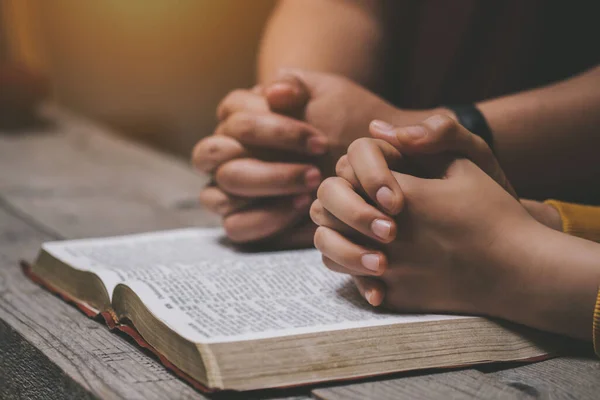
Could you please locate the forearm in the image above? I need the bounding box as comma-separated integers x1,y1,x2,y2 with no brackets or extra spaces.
258,0,386,90
477,65,600,199
504,222,600,341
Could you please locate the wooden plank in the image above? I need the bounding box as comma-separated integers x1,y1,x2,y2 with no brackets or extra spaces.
311,369,535,400
0,201,209,399
489,357,600,400
0,318,96,400
0,105,218,399
0,104,219,239
2,104,597,399
0,105,311,399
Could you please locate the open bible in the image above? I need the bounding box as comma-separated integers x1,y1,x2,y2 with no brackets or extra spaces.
26,228,553,391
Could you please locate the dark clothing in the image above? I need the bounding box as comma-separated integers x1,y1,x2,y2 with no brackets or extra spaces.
383,0,600,108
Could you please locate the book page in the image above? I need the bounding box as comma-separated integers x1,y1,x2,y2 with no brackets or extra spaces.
43,228,466,344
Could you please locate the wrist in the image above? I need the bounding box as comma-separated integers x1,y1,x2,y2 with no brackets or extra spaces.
497,222,600,340
443,104,494,150
483,218,549,320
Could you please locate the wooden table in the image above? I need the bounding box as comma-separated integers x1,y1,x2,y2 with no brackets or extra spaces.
1,106,599,400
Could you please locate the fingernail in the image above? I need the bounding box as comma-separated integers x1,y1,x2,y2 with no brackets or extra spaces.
371,219,392,240
361,254,380,272
307,137,328,155
370,119,395,134
401,125,427,140
268,81,297,95
365,290,374,305
376,186,395,213
293,194,312,209
304,168,322,189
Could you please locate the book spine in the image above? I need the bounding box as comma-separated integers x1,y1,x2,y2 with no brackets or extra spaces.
21,261,215,393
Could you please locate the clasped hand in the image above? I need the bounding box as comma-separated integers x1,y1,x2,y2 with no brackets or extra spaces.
192,70,431,247
311,115,537,316
193,69,567,321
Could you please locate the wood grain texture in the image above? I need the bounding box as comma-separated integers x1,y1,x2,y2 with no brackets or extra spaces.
0,106,312,400
1,104,599,400
0,105,220,239
0,319,96,400
0,105,216,399
312,369,535,400
490,357,600,400
0,183,210,400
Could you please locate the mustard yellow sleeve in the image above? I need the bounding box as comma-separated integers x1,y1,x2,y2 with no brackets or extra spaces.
544,200,600,355
595,288,600,357
544,200,600,243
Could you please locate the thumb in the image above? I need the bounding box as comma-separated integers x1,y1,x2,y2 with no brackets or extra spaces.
264,69,311,113
391,170,431,202
371,115,516,198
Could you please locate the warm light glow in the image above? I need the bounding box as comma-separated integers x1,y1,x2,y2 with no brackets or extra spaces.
3,0,276,155
104,0,194,17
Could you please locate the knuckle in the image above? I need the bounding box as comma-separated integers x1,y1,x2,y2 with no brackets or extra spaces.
423,114,459,139
198,184,216,198
216,103,227,120
355,207,376,227
335,156,361,188
335,154,354,180
335,155,350,176
227,112,257,141
223,89,245,105
191,140,208,168
251,84,262,94
270,117,305,145
198,189,213,208
289,123,311,146
350,170,387,194
270,119,287,141
217,89,242,117
347,137,372,155
198,187,232,215
191,137,205,157
214,162,238,188
365,173,389,189
273,167,302,187
264,116,309,147
317,177,342,199
191,137,221,170
230,88,246,98
214,196,232,215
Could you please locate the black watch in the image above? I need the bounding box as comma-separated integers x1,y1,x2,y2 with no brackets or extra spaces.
445,104,494,151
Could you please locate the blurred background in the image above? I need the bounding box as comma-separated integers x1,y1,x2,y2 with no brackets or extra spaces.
0,0,275,156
